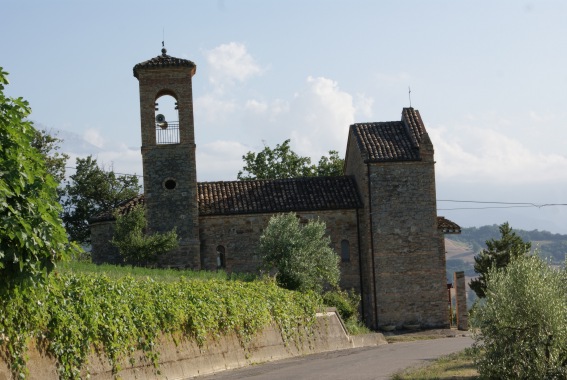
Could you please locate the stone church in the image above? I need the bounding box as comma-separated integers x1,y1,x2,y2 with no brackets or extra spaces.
90,48,461,330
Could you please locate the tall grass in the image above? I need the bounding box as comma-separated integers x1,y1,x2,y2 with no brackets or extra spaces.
57,261,230,282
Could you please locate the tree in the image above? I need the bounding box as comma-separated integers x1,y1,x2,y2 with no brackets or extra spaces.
31,129,69,185
237,139,344,180
469,222,531,298
60,155,141,244
111,204,178,265
259,213,340,293
471,255,567,378
0,68,74,287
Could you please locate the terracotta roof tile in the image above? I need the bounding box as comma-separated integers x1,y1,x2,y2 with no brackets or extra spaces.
91,187,460,234
89,194,145,223
198,176,362,216
351,107,426,162
437,216,462,234
91,177,363,222
133,48,196,78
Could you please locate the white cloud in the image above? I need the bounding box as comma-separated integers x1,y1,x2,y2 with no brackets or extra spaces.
196,140,249,181
195,94,237,123
94,144,143,177
429,124,567,184
204,42,263,91
289,76,372,158
244,98,289,121
245,99,268,113
83,128,105,149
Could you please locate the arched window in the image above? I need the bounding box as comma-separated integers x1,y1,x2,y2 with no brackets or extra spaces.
341,240,350,263
154,94,179,144
216,245,226,269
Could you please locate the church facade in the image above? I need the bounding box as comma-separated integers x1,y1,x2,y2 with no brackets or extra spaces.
90,49,461,330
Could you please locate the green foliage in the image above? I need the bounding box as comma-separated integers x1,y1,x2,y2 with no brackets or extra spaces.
0,68,74,288
0,271,321,379
450,224,567,266
323,289,358,321
111,204,178,265
471,255,567,379
469,222,531,298
60,155,141,244
322,288,369,335
58,260,230,282
260,213,340,293
31,129,69,185
314,150,344,177
237,139,344,180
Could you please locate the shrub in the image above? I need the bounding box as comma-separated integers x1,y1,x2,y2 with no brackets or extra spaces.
323,289,369,335
260,213,340,293
471,255,567,379
323,289,358,321
111,204,178,265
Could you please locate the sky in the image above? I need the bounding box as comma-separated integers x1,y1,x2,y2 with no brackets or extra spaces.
2,1,567,234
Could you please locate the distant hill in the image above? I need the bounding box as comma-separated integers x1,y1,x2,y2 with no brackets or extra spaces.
445,225,567,306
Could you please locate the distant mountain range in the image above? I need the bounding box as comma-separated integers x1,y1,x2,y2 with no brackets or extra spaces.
445,224,567,305
34,123,103,156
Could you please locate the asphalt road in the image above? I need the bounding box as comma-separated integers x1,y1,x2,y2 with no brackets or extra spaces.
191,336,474,380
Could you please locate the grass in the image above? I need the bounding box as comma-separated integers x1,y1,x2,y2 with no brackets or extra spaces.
57,260,232,282
391,349,479,380
344,318,372,335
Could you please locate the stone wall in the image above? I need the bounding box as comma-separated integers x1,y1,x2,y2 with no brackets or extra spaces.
368,159,448,329
344,134,376,327
454,271,468,330
136,66,200,269
90,220,121,265
199,209,361,292
0,309,386,380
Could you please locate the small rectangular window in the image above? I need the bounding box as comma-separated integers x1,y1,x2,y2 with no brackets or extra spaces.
341,240,350,262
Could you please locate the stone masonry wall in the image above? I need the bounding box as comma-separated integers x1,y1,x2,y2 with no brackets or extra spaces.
90,220,121,265
199,209,361,292
136,67,200,268
368,160,448,329
344,134,376,328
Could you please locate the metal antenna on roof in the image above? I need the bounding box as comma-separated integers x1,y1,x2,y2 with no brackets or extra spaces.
408,86,412,108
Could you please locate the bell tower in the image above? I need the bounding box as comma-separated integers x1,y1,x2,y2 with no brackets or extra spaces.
133,47,200,268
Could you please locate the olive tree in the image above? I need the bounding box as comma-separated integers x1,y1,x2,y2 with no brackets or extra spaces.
471,255,567,379
259,213,340,293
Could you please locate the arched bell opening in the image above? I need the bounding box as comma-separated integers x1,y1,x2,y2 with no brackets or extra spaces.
154,93,179,144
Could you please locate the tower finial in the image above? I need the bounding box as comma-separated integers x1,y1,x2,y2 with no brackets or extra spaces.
408,86,412,108
161,28,167,55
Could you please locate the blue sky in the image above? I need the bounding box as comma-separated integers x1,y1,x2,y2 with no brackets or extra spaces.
3,1,567,234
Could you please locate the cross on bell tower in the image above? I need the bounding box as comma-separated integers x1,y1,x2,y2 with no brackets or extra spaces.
133,47,200,268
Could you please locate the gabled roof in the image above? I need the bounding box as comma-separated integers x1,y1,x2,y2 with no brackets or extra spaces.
350,107,426,162
198,176,363,216
437,216,462,234
133,48,196,78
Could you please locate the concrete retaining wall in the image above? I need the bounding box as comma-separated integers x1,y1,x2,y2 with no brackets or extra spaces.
0,309,386,380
